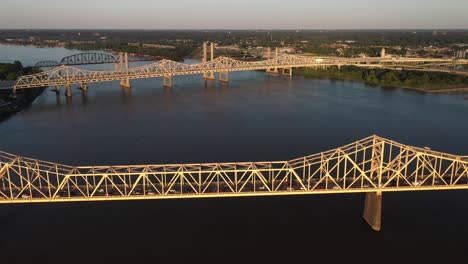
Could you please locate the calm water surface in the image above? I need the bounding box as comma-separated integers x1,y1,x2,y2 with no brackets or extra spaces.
0,45,467,262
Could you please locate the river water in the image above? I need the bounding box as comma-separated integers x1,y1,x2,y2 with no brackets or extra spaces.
0,44,467,262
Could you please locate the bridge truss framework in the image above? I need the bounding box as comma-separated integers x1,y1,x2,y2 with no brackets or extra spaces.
1,135,467,231
15,45,468,96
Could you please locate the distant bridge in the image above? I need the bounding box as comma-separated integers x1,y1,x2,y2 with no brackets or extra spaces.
11,43,468,96
34,52,156,67
0,135,467,231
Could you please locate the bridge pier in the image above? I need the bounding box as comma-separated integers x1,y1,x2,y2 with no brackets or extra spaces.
65,84,72,97
363,192,382,231
266,68,280,74
219,71,229,83
281,68,293,76
163,75,173,88
80,83,88,92
203,71,216,80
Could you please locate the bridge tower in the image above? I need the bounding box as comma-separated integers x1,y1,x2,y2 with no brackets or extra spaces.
203,42,216,80
266,47,280,74
119,52,131,89
363,136,385,231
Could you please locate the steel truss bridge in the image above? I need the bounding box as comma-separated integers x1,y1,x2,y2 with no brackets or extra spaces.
14,49,468,95
0,135,467,231
34,52,155,67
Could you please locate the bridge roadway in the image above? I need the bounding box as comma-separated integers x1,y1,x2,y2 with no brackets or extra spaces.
12,54,468,92
0,135,467,231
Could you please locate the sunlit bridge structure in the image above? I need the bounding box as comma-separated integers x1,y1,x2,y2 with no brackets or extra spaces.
14,42,468,97
1,135,467,231
34,52,154,67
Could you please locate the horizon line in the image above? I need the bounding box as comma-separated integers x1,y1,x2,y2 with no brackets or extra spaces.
1,28,468,31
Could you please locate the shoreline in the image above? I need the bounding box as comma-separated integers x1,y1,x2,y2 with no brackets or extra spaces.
299,75,468,95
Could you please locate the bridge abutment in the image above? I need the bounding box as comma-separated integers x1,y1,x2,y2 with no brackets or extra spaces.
363,191,382,231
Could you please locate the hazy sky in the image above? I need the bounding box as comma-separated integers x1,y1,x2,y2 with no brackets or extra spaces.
1,0,467,29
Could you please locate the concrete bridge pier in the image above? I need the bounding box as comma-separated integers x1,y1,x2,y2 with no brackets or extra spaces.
203,71,216,80
163,75,172,88
281,68,293,76
363,191,382,231
219,71,229,83
64,83,72,97
80,83,88,92
266,68,280,74
54,85,60,93
120,78,131,89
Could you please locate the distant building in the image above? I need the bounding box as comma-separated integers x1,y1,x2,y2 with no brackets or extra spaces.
279,47,295,54
142,44,176,49
128,42,141,47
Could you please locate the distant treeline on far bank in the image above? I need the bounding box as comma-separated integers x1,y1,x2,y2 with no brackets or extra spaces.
295,66,468,92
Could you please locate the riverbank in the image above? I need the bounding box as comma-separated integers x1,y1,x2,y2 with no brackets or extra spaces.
294,66,468,93
0,87,45,121
0,61,44,121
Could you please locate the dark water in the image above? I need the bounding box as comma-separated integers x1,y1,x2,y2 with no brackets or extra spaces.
1,45,468,262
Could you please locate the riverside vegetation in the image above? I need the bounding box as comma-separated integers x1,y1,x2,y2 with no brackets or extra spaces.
0,61,43,121
295,66,468,92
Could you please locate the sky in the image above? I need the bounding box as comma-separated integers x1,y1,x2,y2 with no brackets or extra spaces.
1,0,467,29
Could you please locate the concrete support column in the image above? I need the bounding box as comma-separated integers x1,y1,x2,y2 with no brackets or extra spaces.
119,52,131,89
203,71,216,80
163,75,173,88
282,68,293,76
219,71,229,83
81,83,88,92
65,83,72,97
363,192,382,231
120,78,131,88
55,85,60,93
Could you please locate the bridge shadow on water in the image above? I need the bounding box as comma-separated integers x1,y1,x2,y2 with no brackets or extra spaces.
0,191,468,263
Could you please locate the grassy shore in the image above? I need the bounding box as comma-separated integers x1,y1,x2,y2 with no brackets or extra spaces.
294,66,468,92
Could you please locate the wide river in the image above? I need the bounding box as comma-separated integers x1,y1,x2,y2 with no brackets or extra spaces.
0,44,467,261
